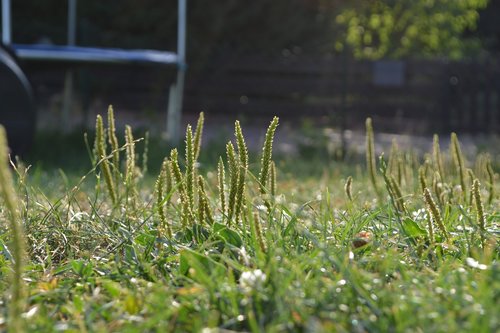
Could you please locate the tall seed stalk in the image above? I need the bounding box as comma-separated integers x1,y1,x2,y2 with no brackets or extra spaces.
396,156,404,187
345,176,353,202
259,117,279,195
156,158,173,238
125,125,136,188
217,158,226,216
269,161,277,197
226,142,238,225
486,158,495,205
107,106,121,183
389,175,406,213
424,188,448,241
365,118,380,198
142,131,149,175
198,175,214,225
381,157,406,214
387,138,398,178
170,149,191,227
193,112,204,160
418,166,427,194
472,179,486,248
0,126,26,332
432,134,444,180
95,115,117,204
432,171,446,208
234,121,248,222
450,133,467,202
467,169,475,205
185,125,195,209
253,212,266,253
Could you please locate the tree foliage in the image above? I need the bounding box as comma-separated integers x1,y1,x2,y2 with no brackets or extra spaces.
332,0,489,59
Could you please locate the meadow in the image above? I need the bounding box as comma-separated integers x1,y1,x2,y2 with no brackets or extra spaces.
0,109,498,332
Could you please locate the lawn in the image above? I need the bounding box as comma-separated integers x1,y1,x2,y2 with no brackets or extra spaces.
0,110,498,332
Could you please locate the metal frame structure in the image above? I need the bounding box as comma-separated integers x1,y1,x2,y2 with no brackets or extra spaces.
1,0,186,142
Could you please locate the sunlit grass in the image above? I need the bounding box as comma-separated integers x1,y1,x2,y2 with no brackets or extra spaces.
0,111,498,332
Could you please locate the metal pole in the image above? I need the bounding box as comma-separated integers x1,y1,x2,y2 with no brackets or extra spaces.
67,0,77,46
2,0,11,44
167,0,187,144
62,0,77,132
177,0,186,65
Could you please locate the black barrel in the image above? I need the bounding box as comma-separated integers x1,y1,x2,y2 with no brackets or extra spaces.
0,45,36,156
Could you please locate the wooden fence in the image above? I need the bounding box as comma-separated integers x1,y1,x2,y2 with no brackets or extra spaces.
184,55,500,134
23,54,500,134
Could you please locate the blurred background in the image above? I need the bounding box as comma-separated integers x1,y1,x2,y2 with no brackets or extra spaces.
2,0,500,160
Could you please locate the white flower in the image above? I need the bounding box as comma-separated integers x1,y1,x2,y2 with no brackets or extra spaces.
412,208,427,221
238,247,250,266
465,258,488,270
256,205,268,212
239,269,267,294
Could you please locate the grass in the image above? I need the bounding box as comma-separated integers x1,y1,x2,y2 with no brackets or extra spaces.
0,110,499,332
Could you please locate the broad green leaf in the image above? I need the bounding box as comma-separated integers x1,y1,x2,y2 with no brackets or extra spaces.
402,218,427,238
213,222,242,248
